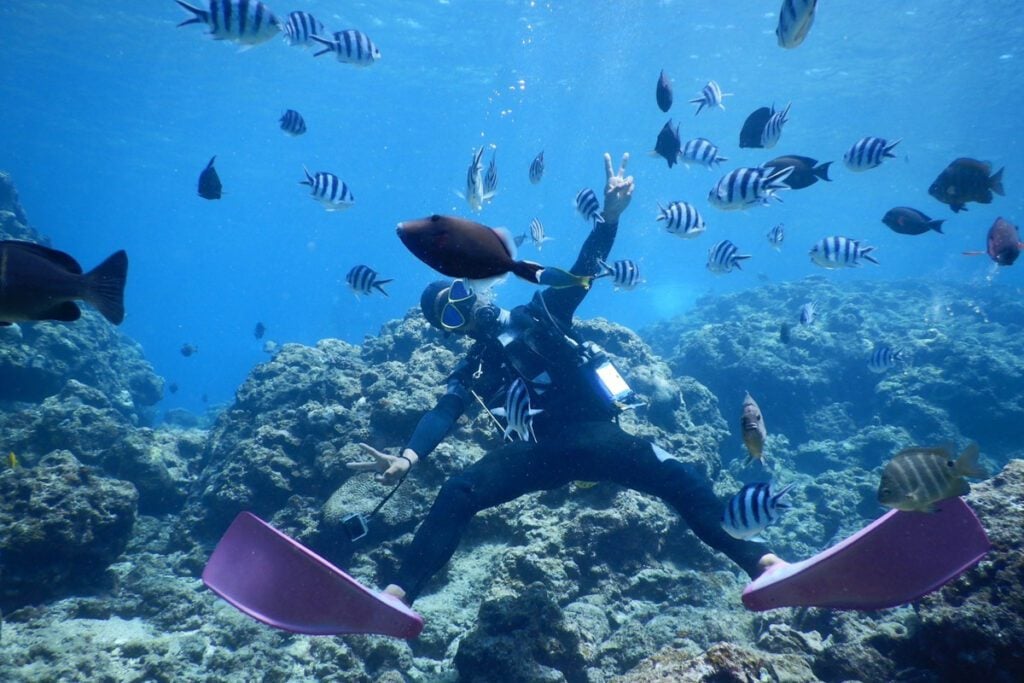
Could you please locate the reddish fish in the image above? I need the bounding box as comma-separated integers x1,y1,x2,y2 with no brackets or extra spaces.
397,214,590,288
964,217,1023,266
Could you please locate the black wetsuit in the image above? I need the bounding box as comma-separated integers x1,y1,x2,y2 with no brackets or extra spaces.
394,218,764,602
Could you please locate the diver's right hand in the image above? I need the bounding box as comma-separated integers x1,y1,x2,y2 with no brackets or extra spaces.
347,443,417,485
602,152,634,223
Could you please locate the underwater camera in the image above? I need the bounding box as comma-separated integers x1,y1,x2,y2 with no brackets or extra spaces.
579,342,637,412
341,512,369,542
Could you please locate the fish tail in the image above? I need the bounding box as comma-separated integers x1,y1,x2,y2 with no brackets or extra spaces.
814,161,833,182
860,246,880,265
373,279,394,297
594,259,615,279
956,442,988,478
512,260,544,284
310,35,334,56
928,219,946,234
82,250,128,325
961,250,985,257
175,0,208,27
883,138,902,158
990,167,1005,196
299,166,313,186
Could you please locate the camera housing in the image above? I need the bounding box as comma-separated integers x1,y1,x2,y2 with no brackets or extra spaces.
341,513,369,542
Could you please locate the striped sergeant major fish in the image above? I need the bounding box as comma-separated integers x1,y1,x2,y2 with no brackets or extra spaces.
867,344,902,373
776,0,818,49
282,10,325,47
492,378,542,442
529,151,545,185
279,109,306,136
346,265,392,298
809,236,878,269
575,188,604,224
300,167,354,211
527,218,552,250
680,138,728,169
722,482,795,542
799,301,815,325
843,137,902,172
175,0,280,46
690,80,731,116
311,29,381,66
767,223,784,249
707,240,751,274
597,259,642,291
458,147,492,213
484,151,498,199
657,201,706,238
760,102,791,149
708,166,794,211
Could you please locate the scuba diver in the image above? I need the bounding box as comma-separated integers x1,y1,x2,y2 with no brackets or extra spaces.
349,152,781,604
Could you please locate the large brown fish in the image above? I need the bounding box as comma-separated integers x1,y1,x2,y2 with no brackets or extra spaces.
740,391,767,462
928,158,1004,213
397,215,590,288
878,443,986,512
0,241,127,325
964,216,1024,266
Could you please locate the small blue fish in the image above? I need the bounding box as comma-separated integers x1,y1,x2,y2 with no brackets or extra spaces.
658,201,706,238
575,188,604,224
597,259,642,291
492,378,542,442
175,0,280,46
311,29,381,66
767,223,785,249
301,168,354,211
868,344,903,373
843,137,901,172
810,236,878,269
529,151,544,185
346,265,392,298
707,240,750,274
690,80,731,116
722,482,795,542
279,109,306,136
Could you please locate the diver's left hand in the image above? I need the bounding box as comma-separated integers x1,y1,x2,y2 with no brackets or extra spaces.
602,152,634,223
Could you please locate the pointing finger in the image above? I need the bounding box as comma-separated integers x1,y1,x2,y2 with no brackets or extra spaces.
603,152,614,180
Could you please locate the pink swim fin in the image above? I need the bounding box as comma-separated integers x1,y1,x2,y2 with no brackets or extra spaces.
743,496,990,611
202,512,424,638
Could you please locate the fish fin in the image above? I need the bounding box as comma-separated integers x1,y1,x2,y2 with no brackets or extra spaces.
929,220,946,234
748,535,768,544
956,442,987,478
34,301,81,322
206,156,217,170
175,0,208,27
883,138,902,158
593,212,605,224
528,408,544,417
373,279,393,297
595,259,615,279
300,166,313,186
814,161,833,182
990,167,1005,197
491,408,507,418
82,250,128,325
6,242,83,274
236,44,256,54
310,35,336,56
860,247,880,265
493,227,517,260
511,260,544,284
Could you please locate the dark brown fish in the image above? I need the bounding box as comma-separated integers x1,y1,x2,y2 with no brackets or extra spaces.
882,207,945,236
739,107,772,148
761,155,832,190
180,343,199,357
965,217,1023,266
198,155,222,200
0,241,127,325
654,119,681,168
254,321,266,339
656,69,673,112
396,215,589,288
928,157,1004,213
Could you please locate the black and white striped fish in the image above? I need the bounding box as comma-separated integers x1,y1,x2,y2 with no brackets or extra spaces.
708,166,793,211
492,378,542,442
526,218,552,250
346,265,392,297
575,188,604,224
282,10,325,47
776,0,818,49
809,236,878,269
658,201,706,238
529,151,545,184
760,102,791,149
799,301,815,325
458,147,492,212
300,167,354,211
707,240,751,274
868,344,902,373
680,138,728,169
690,80,731,116
279,109,306,136
311,29,381,66
767,223,785,249
484,150,498,199
843,137,901,172
597,259,642,291
722,482,795,542
175,0,280,46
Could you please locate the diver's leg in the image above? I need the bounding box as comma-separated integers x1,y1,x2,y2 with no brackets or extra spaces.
391,438,576,602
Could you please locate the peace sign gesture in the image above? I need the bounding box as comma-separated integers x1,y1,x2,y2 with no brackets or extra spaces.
602,152,634,223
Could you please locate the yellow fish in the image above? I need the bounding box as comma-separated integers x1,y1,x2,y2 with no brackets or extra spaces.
740,391,767,463
7,451,18,468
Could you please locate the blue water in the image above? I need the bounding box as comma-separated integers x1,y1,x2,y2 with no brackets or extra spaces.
1,1,1021,416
